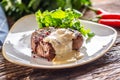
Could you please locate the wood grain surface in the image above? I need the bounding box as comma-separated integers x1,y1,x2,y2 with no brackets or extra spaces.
0,0,120,80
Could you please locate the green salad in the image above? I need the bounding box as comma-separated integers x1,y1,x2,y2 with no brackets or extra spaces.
35,8,94,38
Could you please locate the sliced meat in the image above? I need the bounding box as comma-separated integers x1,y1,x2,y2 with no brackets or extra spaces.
31,28,56,61
72,33,83,50
31,28,83,61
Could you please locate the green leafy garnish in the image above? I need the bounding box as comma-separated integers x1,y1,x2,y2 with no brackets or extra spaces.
35,8,94,38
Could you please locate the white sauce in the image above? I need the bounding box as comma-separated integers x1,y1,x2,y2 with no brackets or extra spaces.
43,28,83,64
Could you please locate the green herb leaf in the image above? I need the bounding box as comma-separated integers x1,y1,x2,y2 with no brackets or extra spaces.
35,8,95,38
51,8,66,19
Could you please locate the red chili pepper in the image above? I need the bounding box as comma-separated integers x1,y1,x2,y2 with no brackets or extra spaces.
88,7,107,14
98,19,120,27
95,8,107,15
98,13,120,19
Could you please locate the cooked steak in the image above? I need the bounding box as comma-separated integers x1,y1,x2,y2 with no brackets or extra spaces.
31,28,83,61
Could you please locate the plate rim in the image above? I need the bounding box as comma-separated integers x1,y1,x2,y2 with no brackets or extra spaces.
2,14,117,69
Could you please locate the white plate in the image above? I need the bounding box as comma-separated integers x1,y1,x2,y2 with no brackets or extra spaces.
2,14,117,69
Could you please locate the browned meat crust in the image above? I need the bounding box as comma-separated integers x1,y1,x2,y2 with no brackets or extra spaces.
31,28,83,61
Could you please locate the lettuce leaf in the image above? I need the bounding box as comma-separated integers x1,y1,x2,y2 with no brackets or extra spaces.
35,8,94,38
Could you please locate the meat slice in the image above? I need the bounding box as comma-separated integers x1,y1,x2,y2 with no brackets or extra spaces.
31,28,83,61
31,28,56,61
72,33,83,50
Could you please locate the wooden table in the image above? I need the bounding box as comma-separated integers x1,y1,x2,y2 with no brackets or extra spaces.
0,0,120,80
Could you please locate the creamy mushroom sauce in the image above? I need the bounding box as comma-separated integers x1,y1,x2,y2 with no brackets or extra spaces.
43,28,83,64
